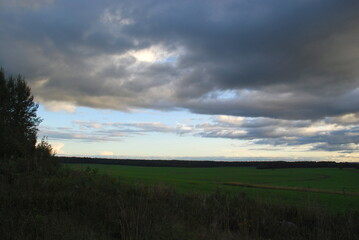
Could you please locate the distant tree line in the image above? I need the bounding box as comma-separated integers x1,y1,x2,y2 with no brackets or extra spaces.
59,156,359,169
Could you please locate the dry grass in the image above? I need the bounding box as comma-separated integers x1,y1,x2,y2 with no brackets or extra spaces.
1,160,359,240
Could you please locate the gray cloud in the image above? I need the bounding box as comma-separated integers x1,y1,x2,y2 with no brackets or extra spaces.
39,126,124,142
40,114,359,153
1,0,359,120
312,143,359,153
191,115,359,153
40,120,191,142
0,0,53,9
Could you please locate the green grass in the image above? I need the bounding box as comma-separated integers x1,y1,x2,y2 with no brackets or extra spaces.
69,164,359,212
2,158,359,240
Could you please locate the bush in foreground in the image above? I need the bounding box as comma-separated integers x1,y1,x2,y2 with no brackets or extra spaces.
0,165,358,240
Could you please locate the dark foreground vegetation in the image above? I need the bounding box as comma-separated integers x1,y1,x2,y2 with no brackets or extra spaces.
1,159,359,240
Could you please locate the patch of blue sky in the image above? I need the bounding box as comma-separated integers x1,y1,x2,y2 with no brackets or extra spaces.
59,132,234,158
201,89,238,100
38,103,204,127
37,103,212,153
37,105,75,127
216,89,237,100
155,56,178,64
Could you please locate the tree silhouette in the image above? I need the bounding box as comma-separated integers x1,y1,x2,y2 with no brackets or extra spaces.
0,68,42,158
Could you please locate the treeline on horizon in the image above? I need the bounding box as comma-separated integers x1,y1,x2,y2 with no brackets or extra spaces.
58,156,359,169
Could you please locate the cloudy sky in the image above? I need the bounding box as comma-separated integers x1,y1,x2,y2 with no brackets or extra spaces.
1,0,359,161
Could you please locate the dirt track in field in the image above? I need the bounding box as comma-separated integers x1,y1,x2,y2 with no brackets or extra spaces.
223,182,359,196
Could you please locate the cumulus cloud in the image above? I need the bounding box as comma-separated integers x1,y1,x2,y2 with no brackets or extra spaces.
190,115,359,153
1,0,359,120
2,0,359,153
39,114,359,153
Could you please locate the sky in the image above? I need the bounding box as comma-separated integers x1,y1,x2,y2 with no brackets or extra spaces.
1,0,359,162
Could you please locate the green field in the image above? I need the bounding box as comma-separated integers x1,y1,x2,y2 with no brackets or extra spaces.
69,164,359,212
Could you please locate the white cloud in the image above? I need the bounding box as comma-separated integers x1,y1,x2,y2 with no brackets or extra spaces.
50,142,65,154
129,45,179,63
216,115,244,126
100,151,114,156
326,113,359,125
41,100,77,113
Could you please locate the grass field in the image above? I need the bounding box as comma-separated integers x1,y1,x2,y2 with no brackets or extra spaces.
69,164,359,212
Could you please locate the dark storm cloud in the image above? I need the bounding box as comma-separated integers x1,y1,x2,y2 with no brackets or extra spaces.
1,0,359,152
183,90,359,120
